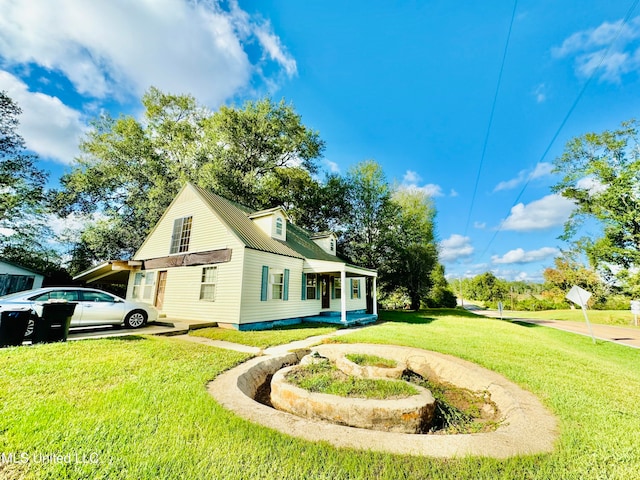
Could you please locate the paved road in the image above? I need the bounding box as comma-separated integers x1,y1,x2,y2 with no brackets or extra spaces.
473,308,640,349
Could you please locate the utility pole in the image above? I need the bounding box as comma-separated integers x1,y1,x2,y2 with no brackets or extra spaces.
510,286,514,311
459,278,464,308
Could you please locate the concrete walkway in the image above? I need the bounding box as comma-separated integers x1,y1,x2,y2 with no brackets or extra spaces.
474,309,640,349
173,326,362,356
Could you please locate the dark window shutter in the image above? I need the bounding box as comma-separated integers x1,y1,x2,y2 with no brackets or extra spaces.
302,273,307,300
261,266,269,301
283,269,290,301
350,279,354,299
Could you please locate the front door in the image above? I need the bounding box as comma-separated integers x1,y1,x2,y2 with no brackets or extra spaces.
321,275,330,309
155,271,167,310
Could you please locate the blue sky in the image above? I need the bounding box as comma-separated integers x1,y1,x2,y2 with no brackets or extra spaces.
1,0,639,282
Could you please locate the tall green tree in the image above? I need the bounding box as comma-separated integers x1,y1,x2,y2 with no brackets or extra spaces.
426,263,458,308
383,187,438,310
53,88,325,272
341,160,397,269
552,120,640,292
542,253,609,307
0,91,57,270
200,98,324,209
469,272,508,303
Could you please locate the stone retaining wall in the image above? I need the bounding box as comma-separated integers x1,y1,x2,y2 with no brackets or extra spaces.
270,365,435,433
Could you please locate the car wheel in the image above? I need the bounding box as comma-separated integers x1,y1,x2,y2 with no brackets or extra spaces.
24,315,36,338
124,310,147,329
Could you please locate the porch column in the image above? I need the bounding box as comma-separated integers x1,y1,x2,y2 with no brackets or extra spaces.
372,276,377,315
341,270,347,323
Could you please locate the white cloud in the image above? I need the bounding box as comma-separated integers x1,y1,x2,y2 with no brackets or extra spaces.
552,17,640,83
576,176,607,195
403,170,421,184
491,247,559,265
449,189,458,197
489,268,544,283
0,70,85,163
439,234,474,262
0,0,296,106
531,162,554,178
500,194,575,231
533,83,546,103
47,212,105,237
253,22,297,77
322,159,340,173
473,221,486,229
400,170,444,197
493,162,554,192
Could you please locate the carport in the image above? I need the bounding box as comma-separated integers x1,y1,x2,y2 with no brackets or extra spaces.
73,260,142,285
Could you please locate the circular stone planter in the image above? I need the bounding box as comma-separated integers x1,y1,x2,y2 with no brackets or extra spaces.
207,344,559,458
270,364,435,433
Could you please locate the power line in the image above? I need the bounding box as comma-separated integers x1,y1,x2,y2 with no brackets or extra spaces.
463,0,519,236
476,0,640,262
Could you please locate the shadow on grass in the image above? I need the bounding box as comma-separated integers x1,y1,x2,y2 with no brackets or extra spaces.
103,335,148,342
510,320,543,329
378,308,479,325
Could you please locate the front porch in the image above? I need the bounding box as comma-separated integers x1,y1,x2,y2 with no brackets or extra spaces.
303,310,378,326
304,260,378,323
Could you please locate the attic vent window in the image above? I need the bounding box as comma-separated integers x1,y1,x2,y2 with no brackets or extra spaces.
330,239,334,252
275,217,283,236
170,216,192,254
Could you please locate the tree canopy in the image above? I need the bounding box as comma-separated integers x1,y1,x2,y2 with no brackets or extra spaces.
383,187,438,309
552,120,640,292
0,91,58,272
53,88,325,270
542,253,610,307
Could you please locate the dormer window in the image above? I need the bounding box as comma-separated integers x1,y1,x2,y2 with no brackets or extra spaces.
310,232,337,255
249,207,288,240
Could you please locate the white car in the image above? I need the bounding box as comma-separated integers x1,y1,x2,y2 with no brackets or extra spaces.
0,287,158,336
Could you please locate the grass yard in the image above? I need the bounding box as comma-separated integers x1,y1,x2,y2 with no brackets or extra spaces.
189,322,337,348
506,308,638,327
1,309,639,479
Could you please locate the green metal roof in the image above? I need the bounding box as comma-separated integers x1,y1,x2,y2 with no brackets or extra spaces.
191,184,348,263
283,222,347,262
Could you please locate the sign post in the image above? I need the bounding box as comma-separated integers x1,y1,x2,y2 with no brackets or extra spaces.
631,300,640,327
497,301,503,320
566,285,596,344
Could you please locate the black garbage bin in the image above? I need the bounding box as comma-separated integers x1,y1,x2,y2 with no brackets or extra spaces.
0,307,32,347
32,302,77,344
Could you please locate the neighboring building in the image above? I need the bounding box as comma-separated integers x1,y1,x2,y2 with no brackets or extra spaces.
0,260,44,296
75,183,377,330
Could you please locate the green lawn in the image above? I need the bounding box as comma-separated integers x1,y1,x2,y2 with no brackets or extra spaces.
1,309,639,479
506,308,638,327
189,322,337,348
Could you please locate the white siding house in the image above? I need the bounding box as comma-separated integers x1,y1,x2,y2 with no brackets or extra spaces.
76,183,377,330
0,260,44,296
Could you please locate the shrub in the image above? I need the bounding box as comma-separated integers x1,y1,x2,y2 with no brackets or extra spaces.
425,287,458,308
513,297,565,311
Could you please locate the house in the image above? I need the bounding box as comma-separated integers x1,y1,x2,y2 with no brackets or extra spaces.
75,183,378,330
0,260,44,296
